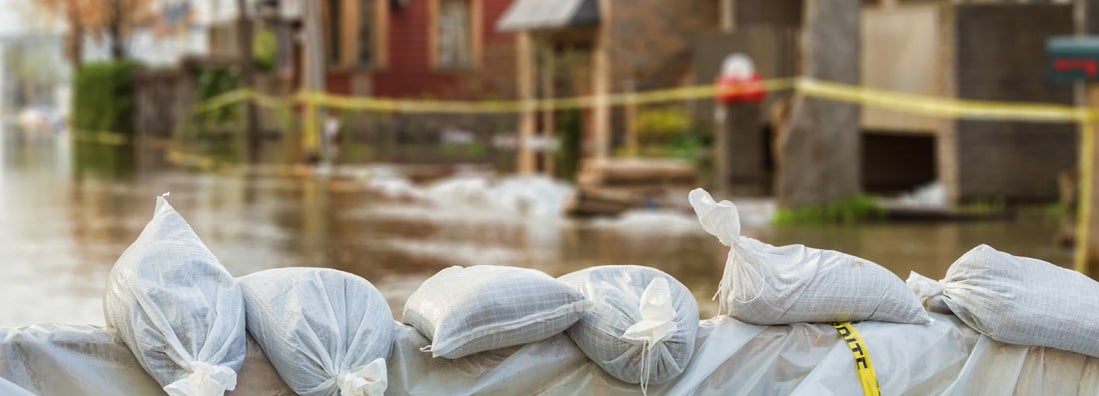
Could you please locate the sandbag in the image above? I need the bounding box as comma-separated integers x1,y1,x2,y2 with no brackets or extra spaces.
402,265,590,359
0,378,33,396
238,267,395,396
689,188,929,325
103,195,246,396
558,265,699,390
908,244,1099,358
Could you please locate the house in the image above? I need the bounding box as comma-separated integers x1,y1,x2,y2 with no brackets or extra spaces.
710,0,1076,204
500,0,1081,203
319,0,518,99
497,0,721,175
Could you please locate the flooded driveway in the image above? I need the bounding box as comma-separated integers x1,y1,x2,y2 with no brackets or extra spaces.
0,131,1074,327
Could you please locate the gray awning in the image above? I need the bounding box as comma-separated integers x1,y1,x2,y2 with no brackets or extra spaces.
496,0,601,32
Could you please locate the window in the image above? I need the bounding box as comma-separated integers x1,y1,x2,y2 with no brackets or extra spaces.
434,0,477,69
327,0,342,65
325,0,387,69
358,0,375,65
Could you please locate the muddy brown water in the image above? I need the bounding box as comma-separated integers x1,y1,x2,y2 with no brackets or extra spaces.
0,132,1073,326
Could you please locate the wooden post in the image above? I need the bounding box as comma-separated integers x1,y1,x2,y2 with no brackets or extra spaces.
517,32,536,175
237,0,261,163
624,80,638,156
301,0,326,161
539,38,556,175
720,0,734,32
714,102,765,195
1075,86,1099,281
592,0,613,162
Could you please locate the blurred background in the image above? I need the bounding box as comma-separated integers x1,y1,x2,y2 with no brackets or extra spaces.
0,0,1088,326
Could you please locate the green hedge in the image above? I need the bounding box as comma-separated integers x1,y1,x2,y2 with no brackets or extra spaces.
192,66,241,131
72,61,141,136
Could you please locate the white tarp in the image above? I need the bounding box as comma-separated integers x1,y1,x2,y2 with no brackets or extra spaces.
3,313,1098,395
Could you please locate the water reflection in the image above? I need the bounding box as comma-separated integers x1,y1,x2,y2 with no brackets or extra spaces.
0,130,1074,327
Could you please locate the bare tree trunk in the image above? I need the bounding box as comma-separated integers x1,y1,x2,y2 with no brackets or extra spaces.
65,0,83,66
237,0,260,162
776,0,862,208
107,0,126,60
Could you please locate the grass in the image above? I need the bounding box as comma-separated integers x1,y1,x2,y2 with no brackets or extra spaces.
773,195,887,226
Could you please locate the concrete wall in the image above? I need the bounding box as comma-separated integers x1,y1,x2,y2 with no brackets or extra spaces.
861,5,944,133
947,4,1076,202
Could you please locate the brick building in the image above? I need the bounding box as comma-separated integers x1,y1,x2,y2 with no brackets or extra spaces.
320,0,519,99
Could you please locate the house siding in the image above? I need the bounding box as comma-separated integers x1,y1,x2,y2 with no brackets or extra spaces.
368,0,517,99
951,4,1076,202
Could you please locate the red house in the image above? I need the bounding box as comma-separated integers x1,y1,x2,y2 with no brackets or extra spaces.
319,0,518,99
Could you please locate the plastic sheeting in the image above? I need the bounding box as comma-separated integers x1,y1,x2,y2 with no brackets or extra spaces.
4,313,1099,395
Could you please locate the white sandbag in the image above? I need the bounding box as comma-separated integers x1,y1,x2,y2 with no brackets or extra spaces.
688,188,929,325
0,377,33,396
238,267,394,396
103,195,246,396
558,265,699,390
908,244,1099,358
403,265,590,359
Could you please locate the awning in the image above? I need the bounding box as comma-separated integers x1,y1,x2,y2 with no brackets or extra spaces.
496,0,601,32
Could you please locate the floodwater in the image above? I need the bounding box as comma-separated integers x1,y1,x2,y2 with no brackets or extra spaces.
0,130,1074,327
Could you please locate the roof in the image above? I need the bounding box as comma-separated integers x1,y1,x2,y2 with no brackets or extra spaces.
496,0,600,32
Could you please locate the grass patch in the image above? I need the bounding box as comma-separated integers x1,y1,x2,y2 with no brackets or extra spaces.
773,195,887,226
958,198,1006,215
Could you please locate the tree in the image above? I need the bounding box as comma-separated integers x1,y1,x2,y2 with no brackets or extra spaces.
34,0,155,63
775,0,862,208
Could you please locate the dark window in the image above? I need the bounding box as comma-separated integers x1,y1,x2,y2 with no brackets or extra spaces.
328,0,342,64
359,0,375,65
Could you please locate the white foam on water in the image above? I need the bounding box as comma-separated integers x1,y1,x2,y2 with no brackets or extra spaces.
590,209,705,236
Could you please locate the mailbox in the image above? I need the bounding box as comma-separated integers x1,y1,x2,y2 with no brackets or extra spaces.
715,54,766,104
1047,37,1099,83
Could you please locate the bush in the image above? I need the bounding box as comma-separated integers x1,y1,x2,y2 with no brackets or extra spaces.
636,106,692,146
556,109,582,181
772,195,887,225
194,66,241,128
72,61,141,136
253,28,277,72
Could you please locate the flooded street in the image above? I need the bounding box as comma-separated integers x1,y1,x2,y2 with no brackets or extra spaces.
0,131,1074,327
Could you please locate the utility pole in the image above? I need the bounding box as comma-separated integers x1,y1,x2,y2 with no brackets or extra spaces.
237,0,261,163
301,0,326,163
1048,37,1099,281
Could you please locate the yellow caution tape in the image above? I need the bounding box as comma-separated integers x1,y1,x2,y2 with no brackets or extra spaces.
194,79,797,114
831,322,881,396
91,77,1099,176
797,79,1096,123
71,130,133,145
192,77,1096,123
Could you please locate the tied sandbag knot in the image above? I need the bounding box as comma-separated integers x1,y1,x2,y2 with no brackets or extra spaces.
622,278,677,395
334,358,388,396
906,272,951,314
163,361,237,396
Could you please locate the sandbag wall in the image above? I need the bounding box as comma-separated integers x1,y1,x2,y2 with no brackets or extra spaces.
2,190,1099,395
